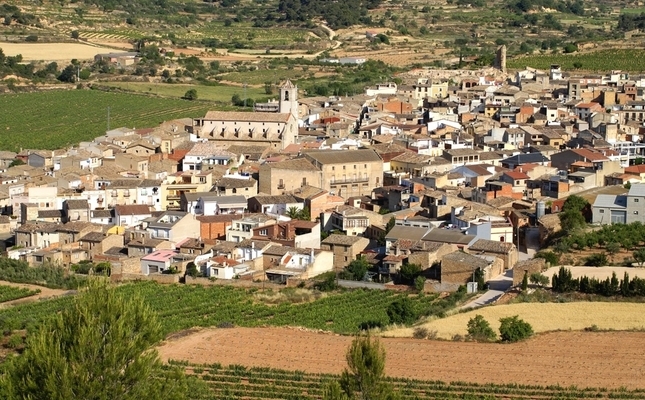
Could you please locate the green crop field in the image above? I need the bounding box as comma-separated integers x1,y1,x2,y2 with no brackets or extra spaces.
191,23,312,47
0,90,214,151
97,82,266,103
220,69,312,85
0,282,456,336
0,285,39,303
179,363,645,400
507,49,645,72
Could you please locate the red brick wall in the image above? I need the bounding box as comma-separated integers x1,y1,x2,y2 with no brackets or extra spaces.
200,221,233,241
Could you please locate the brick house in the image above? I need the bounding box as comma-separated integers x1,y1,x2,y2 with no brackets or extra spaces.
197,214,243,243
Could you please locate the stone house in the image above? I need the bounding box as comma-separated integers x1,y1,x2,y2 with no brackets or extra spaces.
63,199,90,222
512,258,546,286
466,239,518,270
440,251,504,290
79,232,125,260
15,222,59,248
320,234,370,270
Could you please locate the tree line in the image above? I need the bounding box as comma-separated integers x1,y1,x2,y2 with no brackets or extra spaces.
278,0,382,29
552,266,645,297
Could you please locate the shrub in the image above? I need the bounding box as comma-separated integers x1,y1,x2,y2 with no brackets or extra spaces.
414,276,426,292
535,251,559,265
585,253,608,267
412,327,429,339
529,273,549,287
399,263,422,284
183,89,198,100
313,271,338,292
499,315,533,342
386,297,417,325
5,333,22,349
466,315,496,342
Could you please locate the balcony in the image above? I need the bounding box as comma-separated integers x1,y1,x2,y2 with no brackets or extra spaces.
330,176,369,185
111,190,118,197
123,191,130,197
167,194,180,201
277,184,285,189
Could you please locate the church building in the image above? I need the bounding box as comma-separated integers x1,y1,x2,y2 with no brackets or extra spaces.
192,81,299,150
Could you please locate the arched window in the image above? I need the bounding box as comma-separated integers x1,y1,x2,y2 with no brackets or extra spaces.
284,90,289,101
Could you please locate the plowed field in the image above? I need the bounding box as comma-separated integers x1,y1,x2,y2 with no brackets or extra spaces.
158,327,645,389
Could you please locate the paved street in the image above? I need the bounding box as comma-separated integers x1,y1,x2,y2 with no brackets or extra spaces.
460,269,513,309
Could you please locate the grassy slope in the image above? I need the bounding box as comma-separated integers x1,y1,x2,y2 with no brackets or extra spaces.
97,82,266,102
385,302,645,339
0,90,214,151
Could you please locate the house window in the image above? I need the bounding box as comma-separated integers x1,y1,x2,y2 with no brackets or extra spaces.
259,229,268,236
515,181,520,185
599,209,605,213
635,211,639,215
635,198,640,202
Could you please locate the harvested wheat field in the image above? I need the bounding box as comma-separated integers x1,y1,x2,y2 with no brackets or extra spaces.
386,302,645,340
0,42,115,61
159,326,645,389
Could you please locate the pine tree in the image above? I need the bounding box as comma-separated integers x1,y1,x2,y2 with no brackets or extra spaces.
324,334,399,400
1,280,186,400
521,270,528,291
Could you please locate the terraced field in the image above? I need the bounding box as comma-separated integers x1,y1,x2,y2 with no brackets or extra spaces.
0,90,213,150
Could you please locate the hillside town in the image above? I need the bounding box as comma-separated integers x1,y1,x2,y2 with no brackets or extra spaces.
3,63,644,291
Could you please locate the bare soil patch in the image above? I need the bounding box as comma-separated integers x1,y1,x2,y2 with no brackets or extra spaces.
0,42,116,61
158,326,645,389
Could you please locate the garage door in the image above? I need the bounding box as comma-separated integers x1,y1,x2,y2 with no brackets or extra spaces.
611,210,626,224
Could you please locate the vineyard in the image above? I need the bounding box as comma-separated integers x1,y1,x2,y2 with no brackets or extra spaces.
0,282,451,336
0,90,213,151
507,49,645,72
179,363,645,400
0,285,39,303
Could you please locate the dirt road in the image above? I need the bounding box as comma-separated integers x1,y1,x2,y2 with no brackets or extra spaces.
158,327,645,389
